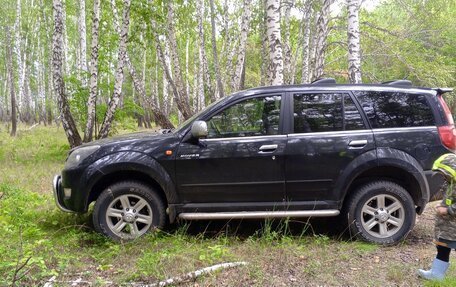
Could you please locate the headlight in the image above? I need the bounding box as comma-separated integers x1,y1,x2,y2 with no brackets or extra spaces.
65,145,100,169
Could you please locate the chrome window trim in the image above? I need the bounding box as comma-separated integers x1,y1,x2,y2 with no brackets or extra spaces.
372,126,437,133
202,135,288,142
288,129,372,137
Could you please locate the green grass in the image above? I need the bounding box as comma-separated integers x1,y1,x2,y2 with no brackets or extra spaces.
0,124,452,286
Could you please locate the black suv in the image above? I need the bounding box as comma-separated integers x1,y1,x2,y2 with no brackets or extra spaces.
53,79,455,244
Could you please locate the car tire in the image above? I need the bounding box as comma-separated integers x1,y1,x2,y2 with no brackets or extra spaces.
346,180,416,244
93,181,167,241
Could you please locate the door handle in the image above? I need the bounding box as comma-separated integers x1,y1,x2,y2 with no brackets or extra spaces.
348,140,368,149
259,144,278,153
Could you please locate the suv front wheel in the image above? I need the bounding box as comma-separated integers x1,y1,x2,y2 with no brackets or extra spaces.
346,180,416,244
93,181,167,241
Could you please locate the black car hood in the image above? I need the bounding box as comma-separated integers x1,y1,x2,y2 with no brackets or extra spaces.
87,131,164,146
75,130,178,157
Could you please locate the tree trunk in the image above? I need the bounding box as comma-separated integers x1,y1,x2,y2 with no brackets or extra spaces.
52,0,82,147
166,1,192,119
83,0,101,142
78,0,88,86
14,0,24,111
126,55,174,129
301,1,312,84
196,0,206,111
209,0,225,99
6,27,17,137
231,0,252,91
162,41,171,117
260,0,268,86
347,0,362,83
313,0,333,80
266,0,284,85
98,0,132,139
282,0,295,84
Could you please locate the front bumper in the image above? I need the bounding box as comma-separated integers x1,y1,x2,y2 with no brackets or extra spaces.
53,175,75,213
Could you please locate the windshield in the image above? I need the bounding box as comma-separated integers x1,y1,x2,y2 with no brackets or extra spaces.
175,96,228,133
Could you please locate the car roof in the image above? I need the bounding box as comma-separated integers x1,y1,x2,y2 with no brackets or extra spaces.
238,83,437,98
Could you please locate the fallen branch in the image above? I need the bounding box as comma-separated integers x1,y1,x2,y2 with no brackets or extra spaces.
28,123,39,130
143,262,248,287
43,262,248,286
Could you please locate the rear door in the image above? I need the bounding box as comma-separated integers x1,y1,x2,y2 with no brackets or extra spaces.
176,94,287,204
285,92,375,209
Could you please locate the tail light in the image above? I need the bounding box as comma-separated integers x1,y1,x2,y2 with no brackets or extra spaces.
437,94,456,151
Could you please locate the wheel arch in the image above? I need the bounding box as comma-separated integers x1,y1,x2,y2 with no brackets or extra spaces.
82,152,179,220
337,148,430,214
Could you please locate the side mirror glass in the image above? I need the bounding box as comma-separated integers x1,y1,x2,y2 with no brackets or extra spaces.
191,121,208,138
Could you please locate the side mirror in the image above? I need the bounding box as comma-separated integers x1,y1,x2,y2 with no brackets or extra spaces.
191,120,208,138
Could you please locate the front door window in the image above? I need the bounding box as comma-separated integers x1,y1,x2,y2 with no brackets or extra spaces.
207,96,282,138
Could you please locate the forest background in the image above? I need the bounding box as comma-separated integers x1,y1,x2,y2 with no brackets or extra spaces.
1,1,456,285
0,0,455,146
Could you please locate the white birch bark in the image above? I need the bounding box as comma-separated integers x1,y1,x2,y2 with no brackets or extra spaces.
163,41,171,117
231,0,252,91
301,2,312,84
14,0,24,110
98,0,132,139
347,0,362,84
83,0,101,142
266,0,284,85
78,0,88,86
209,0,225,99
166,1,192,119
282,0,295,84
196,0,206,111
53,0,82,147
6,26,17,136
260,0,268,86
61,0,70,75
313,0,333,80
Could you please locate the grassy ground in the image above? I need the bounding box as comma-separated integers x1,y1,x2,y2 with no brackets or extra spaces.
0,125,455,286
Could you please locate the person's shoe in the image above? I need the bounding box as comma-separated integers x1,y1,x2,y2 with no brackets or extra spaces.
418,258,450,280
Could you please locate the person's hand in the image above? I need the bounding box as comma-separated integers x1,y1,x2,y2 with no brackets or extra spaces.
436,205,449,215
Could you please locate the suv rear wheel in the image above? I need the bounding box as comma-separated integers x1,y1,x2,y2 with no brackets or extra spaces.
346,180,416,244
93,181,167,241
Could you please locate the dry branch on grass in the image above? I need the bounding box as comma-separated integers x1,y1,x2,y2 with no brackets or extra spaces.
43,262,248,287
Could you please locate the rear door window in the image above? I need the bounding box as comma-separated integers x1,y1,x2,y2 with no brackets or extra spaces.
355,91,434,128
293,93,365,133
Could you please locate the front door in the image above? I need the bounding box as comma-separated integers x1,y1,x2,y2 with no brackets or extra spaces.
285,92,375,209
176,94,287,205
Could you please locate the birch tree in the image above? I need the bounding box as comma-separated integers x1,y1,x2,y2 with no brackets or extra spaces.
83,0,101,142
78,0,88,86
347,0,362,83
301,1,313,83
14,0,24,110
231,0,252,91
282,0,295,84
209,0,224,99
196,0,206,110
98,0,132,139
313,0,333,80
6,26,17,136
52,0,82,147
166,1,192,120
266,0,284,85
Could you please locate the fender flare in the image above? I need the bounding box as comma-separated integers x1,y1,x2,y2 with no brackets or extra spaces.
335,148,429,210
82,151,178,210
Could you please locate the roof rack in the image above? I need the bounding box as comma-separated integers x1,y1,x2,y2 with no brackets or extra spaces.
311,78,336,85
381,80,412,86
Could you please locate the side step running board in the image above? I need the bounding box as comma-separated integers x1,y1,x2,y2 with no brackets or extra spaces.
178,210,340,220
